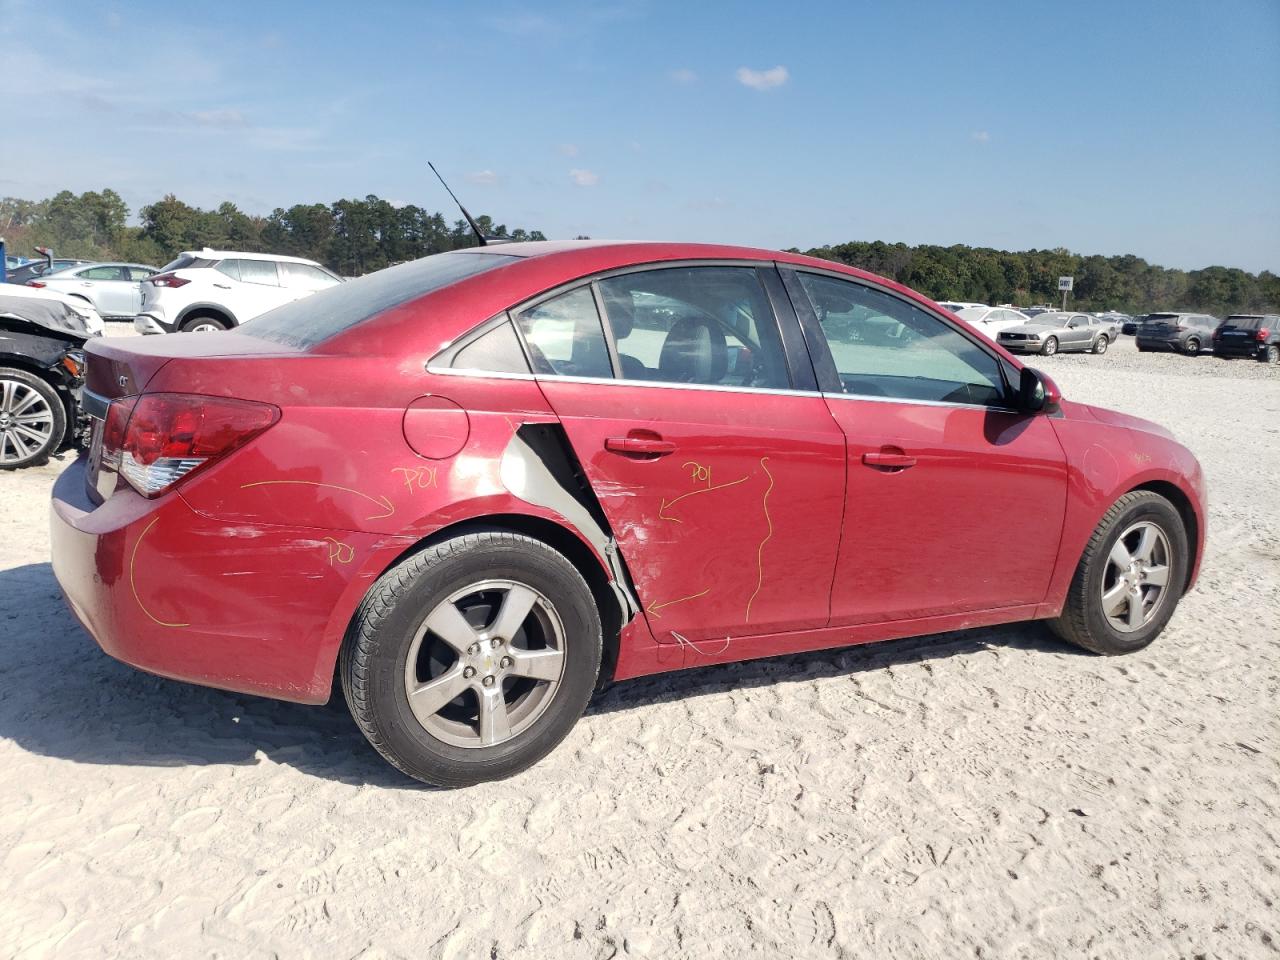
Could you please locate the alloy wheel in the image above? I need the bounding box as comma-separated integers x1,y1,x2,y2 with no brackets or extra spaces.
0,378,55,466
1100,521,1173,633
403,579,567,748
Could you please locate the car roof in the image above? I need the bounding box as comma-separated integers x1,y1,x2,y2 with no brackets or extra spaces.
447,239,927,296
181,249,324,265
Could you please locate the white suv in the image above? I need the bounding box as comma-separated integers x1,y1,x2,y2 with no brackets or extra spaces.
135,249,342,334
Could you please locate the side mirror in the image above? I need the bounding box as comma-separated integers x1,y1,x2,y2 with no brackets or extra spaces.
1018,367,1061,413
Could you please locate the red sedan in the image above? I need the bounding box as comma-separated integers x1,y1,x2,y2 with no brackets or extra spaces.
50,242,1206,786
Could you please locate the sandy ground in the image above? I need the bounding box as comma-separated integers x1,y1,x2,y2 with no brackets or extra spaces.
0,328,1276,959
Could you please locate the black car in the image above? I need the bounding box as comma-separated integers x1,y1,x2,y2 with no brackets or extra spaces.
1135,313,1219,355
4,258,95,286
1212,314,1280,364
1122,314,1149,336
0,292,92,468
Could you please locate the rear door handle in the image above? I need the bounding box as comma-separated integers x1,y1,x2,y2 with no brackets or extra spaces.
605,436,676,456
862,450,917,470
213,282,231,289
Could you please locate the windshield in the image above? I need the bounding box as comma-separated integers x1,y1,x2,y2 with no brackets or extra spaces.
240,251,520,349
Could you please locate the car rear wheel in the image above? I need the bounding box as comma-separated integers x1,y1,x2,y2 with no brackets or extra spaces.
0,367,66,470
1041,336,1059,356
1184,337,1200,355
1048,491,1188,655
181,315,229,333
1262,344,1279,364
341,530,602,786
1092,334,1109,355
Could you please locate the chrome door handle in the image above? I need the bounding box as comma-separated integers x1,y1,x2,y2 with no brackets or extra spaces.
213,283,231,289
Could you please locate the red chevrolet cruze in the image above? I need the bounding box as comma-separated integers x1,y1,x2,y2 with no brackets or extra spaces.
50,242,1206,786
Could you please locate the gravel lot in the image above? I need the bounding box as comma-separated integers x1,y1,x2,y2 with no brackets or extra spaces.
0,330,1276,959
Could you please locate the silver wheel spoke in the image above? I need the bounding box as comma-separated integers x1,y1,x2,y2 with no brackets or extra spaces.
477,685,511,745
425,601,481,655
0,380,13,412
489,584,537,642
1132,527,1158,564
508,647,564,682
9,389,43,417
407,664,471,722
1108,540,1133,570
12,412,50,424
1126,592,1145,629
12,424,50,445
1144,565,1170,587
1101,583,1128,617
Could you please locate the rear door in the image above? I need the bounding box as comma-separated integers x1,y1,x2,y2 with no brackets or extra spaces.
219,259,295,321
517,263,847,647
77,265,134,316
782,267,1068,625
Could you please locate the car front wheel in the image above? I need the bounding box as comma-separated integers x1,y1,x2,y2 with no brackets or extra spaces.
1041,336,1059,356
341,530,602,786
1048,491,1189,655
0,367,66,470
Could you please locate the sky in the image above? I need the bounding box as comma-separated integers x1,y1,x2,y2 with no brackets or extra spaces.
3,0,1278,272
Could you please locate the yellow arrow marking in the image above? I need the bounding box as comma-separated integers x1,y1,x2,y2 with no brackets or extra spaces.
658,475,749,522
130,517,190,628
239,480,395,520
646,587,710,620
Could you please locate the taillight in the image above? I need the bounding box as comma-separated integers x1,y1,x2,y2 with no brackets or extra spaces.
1174,325,1186,332
26,281,45,288
148,273,190,288
1212,329,1221,340
1258,328,1270,342
101,393,278,497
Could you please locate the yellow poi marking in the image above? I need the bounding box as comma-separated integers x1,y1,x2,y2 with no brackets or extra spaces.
744,457,774,624
392,466,438,492
239,480,395,520
129,517,190,628
646,587,710,620
323,537,355,565
658,475,749,522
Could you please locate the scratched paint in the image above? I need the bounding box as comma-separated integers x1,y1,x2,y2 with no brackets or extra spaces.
744,457,775,624
323,537,356,565
129,518,191,628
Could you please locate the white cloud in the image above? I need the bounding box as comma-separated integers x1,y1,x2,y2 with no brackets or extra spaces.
668,67,698,85
557,143,580,157
466,169,499,185
569,168,599,187
188,108,246,128
971,130,991,143
736,65,789,91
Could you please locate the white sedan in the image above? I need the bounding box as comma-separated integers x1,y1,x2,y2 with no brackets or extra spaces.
955,306,1032,342
30,262,158,320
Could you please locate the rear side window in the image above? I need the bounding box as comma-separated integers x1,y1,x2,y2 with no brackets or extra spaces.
239,259,280,286
449,320,531,374
514,287,613,379
240,251,520,349
215,260,241,281
596,266,790,389
81,265,127,281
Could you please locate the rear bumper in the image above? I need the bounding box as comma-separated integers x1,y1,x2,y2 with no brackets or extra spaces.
134,314,170,335
50,455,388,704
1212,343,1264,358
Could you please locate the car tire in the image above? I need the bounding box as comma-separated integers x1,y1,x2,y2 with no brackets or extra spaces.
1261,344,1280,365
0,367,67,470
341,530,603,787
1048,491,1189,656
1184,337,1200,355
181,315,230,333
1041,336,1059,356
1092,334,1109,355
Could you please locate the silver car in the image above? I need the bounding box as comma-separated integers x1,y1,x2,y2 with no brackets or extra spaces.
996,312,1113,356
33,262,159,320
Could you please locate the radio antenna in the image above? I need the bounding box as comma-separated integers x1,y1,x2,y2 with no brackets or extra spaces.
429,161,504,247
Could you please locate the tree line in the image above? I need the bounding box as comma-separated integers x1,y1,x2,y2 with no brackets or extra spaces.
2,189,1275,315
0,189,545,277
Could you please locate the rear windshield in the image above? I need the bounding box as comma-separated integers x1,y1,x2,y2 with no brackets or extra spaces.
239,251,519,349
158,254,217,272
1147,313,1180,321
1222,315,1264,329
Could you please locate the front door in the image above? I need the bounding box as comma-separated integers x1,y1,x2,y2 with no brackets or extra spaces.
784,268,1069,625
515,264,847,647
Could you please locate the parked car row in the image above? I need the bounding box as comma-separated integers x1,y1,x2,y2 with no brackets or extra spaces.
3,248,342,333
